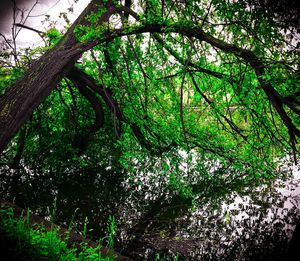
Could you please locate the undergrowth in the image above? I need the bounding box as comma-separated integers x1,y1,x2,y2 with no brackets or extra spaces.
0,206,113,260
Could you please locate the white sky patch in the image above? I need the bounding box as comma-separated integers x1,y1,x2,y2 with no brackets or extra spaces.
6,0,90,48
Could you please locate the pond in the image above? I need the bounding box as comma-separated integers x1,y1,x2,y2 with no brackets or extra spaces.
0,161,299,260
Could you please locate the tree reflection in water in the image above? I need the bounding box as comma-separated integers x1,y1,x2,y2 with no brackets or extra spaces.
0,163,299,260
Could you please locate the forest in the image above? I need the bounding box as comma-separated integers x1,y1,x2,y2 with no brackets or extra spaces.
0,0,300,260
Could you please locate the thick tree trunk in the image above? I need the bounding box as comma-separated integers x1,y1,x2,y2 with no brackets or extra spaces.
0,0,114,154
0,46,77,153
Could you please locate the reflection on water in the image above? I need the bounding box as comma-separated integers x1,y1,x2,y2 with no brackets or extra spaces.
0,162,299,260
0,167,126,238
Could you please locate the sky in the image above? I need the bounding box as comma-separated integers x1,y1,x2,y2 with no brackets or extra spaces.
0,0,90,47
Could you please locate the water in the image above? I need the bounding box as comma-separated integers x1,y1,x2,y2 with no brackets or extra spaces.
0,160,299,260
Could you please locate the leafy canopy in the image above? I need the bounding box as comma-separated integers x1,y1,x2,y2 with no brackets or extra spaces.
0,0,299,199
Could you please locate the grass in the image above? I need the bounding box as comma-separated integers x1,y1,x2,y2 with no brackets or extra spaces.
0,206,114,260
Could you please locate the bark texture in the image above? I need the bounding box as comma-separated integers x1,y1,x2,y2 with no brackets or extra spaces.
0,0,114,153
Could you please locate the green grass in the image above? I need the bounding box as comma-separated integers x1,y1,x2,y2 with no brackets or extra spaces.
0,207,113,260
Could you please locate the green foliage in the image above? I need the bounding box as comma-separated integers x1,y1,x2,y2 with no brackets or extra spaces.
0,206,113,260
45,28,62,45
0,1,299,258
168,172,193,199
0,67,23,95
1,0,297,202
107,215,117,249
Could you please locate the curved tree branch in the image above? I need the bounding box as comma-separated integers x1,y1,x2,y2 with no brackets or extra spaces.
0,2,298,160
68,67,174,155
68,70,104,134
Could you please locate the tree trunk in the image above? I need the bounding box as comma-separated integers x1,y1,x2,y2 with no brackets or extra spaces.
0,0,114,154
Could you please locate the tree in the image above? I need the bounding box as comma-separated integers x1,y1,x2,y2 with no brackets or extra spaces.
0,1,299,258
0,0,299,181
